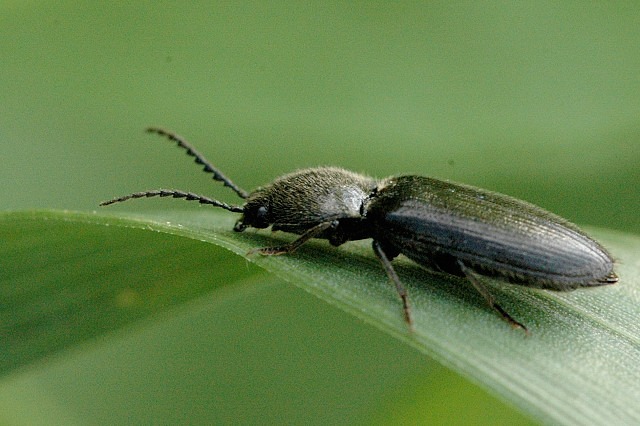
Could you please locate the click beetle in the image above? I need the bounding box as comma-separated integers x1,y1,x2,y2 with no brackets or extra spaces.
100,128,618,332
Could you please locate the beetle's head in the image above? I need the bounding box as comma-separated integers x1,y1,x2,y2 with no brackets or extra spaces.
233,167,377,235
233,193,271,232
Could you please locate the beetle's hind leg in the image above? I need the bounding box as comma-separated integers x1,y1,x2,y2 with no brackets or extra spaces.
373,240,413,329
457,261,529,334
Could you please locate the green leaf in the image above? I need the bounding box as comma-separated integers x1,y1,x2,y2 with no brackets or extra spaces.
2,209,639,424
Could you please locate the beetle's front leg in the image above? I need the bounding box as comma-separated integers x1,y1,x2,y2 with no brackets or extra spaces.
249,221,338,255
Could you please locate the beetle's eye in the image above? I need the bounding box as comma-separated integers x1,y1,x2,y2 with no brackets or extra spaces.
254,206,269,228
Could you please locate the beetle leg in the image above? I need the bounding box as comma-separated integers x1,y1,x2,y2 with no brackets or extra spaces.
250,221,338,255
372,240,413,329
457,261,529,334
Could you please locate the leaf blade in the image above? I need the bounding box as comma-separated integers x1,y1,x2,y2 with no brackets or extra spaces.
1,209,639,424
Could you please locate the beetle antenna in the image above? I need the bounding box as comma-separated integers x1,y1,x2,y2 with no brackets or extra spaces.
146,127,249,199
99,189,244,212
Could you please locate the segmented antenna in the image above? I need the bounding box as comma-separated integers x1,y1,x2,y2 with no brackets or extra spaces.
99,189,244,212
146,127,249,199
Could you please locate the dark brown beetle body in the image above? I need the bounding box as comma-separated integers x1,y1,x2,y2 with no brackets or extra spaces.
367,175,617,290
101,128,618,332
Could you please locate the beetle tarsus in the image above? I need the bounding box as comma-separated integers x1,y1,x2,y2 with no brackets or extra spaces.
249,246,289,256
493,303,530,335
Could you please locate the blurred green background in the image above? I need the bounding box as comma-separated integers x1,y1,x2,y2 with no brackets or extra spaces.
1,2,638,424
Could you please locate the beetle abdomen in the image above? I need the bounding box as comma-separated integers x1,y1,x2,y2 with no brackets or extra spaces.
368,176,617,290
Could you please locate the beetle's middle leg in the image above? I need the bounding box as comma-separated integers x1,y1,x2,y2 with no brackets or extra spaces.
373,240,413,329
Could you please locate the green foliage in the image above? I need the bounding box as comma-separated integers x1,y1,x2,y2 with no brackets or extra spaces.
2,210,638,424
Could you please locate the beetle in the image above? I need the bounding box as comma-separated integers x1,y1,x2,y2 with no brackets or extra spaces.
100,127,618,332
